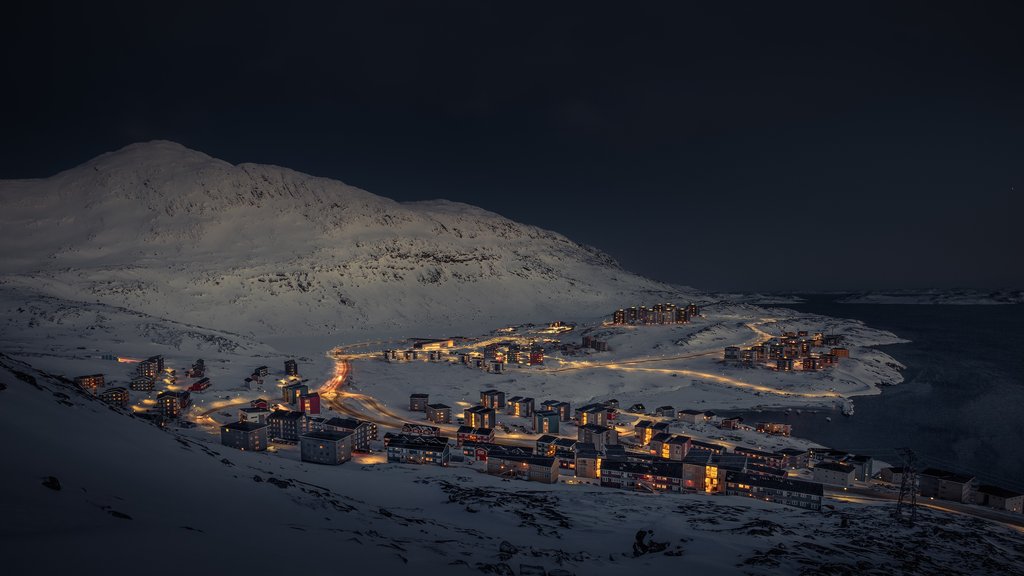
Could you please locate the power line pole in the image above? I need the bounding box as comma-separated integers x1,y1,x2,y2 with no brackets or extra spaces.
894,447,918,527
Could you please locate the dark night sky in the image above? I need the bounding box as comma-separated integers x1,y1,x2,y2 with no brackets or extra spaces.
3,2,1022,292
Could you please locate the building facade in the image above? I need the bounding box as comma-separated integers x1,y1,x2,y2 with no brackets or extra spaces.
299,431,353,465
220,421,269,452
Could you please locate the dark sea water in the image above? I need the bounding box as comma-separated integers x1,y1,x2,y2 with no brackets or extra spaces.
732,296,1024,492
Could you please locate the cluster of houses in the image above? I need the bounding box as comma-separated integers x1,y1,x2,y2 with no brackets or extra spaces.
221,390,378,465
382,337,546,375
724,330,848,372
611,303,701,326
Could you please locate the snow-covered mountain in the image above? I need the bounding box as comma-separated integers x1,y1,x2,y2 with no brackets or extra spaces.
0,141,688,337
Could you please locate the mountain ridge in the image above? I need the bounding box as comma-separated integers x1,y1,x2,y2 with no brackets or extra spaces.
0,141,691,337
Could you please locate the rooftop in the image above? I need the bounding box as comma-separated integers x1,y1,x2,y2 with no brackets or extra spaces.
221,421,268,432
301,430,353,442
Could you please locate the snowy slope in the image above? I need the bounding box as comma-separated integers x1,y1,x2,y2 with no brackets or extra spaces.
0,141,686,337
3,355,1023,576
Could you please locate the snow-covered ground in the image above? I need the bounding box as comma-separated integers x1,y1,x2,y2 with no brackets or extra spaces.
4,355,1023,576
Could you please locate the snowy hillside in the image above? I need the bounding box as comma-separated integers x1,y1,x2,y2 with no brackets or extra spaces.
4,355,1023,576
0,141,685,337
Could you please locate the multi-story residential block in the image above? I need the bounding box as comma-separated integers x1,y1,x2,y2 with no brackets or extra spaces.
267,410,306,442
541,400,571,421
284,359,298,376
578,423,618,451
425,403,452,424
918,468,976,503
812,461,856,487
157,390,191,418
409,393,429,411
601,460,684,493
487,453,558,483
480,389,506,409
385,434,450,466
456,426,495,446
725,471,823,510
282,382,308,404
533,410,559,434
74,374,105,394
220,421,269,452
239,406,271,424
322,417,377,451
98,386,129,408
300,430,353,465
299,392,321,415
464,405,496,429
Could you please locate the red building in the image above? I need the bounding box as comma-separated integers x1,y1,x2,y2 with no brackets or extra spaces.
187,377,211,392
299,392,321,415
250,398,269,410
528,348,544,365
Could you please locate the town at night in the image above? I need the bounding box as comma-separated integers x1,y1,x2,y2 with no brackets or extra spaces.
2,3,1022,575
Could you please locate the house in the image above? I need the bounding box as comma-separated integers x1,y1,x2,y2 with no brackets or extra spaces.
976,485,1024,513
156,390,191,418
255,365,269,377
487,453,559,483
129,377,154,391
74,374,105,394
725,471,823,511
576,403,608,426
718,416,743,430
702,411,718,423
456,426,495,446
578,423,618,451
464,405,496,429
282,383,308,404
604,399,620,410
267,410,306,442
654,405,675,418
220,421,268,452
187,377,211,393
284,359,298,376
508,397,535,418
533,410,559,434
385,434,450,466
778,448,809,469
299,430,353,465
650,434,691,461
250,398,269,410
480,389,506,409
402,423,441,436
239,406,271,424
733,447,784,469
918,468,976,503
409,393,429,412
690,440,727,455
600,460,684,493
813,461,856,487
541,400,571,421
425,403,452,424
724,346,741,362
299,392,321,415
677,409,704,424
627,403,646,413
98,387,129,408
323,417,377,451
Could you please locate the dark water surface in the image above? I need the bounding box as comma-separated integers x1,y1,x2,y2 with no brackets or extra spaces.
731,296,1024,491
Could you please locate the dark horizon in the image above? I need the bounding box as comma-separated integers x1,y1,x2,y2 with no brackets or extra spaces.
3,2,1022,293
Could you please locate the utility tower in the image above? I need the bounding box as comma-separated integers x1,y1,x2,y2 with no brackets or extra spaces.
894,447,918,526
